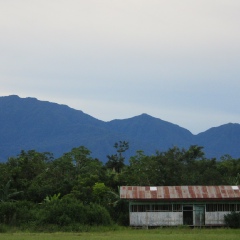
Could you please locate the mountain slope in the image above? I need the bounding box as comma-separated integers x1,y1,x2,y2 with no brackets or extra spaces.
0,95,110,161
107,113,194,155
0,95,239,162
194,123,240,158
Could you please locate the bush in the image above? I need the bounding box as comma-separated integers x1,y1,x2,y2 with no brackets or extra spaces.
0,198,113,229
0,202,17,225
0,201,39,226
224,212,240,228
15,201,38,224
37,197,86,225
38,198,112,226
86,203,112,226
0,224,9,233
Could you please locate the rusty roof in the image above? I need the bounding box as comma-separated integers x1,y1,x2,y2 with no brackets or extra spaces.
120,186,240,201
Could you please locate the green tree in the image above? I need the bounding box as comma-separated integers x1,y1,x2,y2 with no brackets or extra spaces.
124,150,160,185
0,162,10,185
28,149,76,202
66,146,105,203
6,150,52,197
0,180,23,202
105,141,129,173
194,158,223,185
217,155,240,184
92,182,111,205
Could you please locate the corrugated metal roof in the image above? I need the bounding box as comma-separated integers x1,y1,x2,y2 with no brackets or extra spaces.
120,186,240,201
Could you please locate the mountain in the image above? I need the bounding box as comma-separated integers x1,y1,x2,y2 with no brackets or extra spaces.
194,123,240,159
107,114,194,155
0,95,239,162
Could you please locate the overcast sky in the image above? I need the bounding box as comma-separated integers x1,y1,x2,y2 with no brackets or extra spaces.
1,0,240,134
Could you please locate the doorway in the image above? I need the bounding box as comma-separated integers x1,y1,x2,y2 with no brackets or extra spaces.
183,205,193,225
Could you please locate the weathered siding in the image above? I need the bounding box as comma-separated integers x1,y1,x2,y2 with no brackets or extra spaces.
130,212,183,226
130,211,228,226
205,212,229,225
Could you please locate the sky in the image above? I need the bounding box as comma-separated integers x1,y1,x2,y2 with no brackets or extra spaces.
1,0,240,134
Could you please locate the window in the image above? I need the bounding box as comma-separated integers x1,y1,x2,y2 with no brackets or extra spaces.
237,204,240,211
152,204,172,211
206,204,218,212
130,204,182,212
173,204,182,212
131,205,150,212
206,204,240,212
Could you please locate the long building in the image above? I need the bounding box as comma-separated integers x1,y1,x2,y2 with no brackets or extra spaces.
120,186,240,227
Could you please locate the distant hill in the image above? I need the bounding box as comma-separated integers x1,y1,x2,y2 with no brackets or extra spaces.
194,123,240,159
0,95,239,162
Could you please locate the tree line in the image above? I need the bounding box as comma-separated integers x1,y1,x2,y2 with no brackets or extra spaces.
0,142,240,230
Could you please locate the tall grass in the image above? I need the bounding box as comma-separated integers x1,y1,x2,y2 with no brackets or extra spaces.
0,228,240,240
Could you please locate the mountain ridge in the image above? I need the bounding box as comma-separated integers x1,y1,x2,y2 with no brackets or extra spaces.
0,95,239,162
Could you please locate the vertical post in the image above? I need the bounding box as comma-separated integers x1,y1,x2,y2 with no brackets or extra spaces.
200,212,202,228
129,202,131,226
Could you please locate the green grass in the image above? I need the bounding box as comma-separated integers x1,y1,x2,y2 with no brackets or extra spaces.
0,228,240,240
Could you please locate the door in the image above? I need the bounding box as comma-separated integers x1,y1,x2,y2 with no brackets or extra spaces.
183,205,193,225
194,205,205,226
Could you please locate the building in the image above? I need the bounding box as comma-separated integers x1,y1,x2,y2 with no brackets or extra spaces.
120,186,240,227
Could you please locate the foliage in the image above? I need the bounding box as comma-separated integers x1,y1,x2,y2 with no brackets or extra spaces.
38,197,112,226
0,180,23,202
224,212,240,228
0,144,240,230
106,141,129,173
92,182,110,204
0,201,37,225
86,203,112,225
5,150,52,200
43,193,61,203
0,202,17,225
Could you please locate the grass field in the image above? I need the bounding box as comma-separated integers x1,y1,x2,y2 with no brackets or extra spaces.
1,228,240,240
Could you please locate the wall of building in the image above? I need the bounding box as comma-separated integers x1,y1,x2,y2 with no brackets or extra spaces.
130,212,183,226
205,212,229,225
130,211,227,226
129,202,240,226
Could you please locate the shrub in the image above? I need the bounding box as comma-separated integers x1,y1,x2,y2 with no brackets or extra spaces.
38,197,87,225
15,201,38,224
0,201,39,226
38,198,112,226
0,224,9,233
224,212,240,228
0,202,17,225
86,203,112,226
0,198,113,229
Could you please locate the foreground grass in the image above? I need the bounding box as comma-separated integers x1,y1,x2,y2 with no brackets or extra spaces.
1,228,240,240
